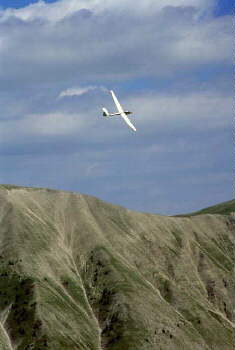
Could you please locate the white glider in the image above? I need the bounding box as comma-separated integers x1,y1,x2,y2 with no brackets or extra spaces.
102,90,136,132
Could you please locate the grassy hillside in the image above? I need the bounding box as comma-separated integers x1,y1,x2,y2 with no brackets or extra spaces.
0,185,234,350
177,200,235,217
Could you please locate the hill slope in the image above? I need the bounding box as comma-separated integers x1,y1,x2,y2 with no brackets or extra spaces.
0,185,234,350
177,200,235,217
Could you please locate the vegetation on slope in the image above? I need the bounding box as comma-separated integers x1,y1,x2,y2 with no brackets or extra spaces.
0,185,234,350
176,200,235,217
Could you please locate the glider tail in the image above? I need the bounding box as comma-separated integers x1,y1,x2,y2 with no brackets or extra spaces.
102,107,110,117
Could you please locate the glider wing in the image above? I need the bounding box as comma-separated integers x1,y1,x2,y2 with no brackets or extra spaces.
110,90,124,114
110,90,136,131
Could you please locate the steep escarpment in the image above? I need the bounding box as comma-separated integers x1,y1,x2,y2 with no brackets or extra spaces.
0,185,234,350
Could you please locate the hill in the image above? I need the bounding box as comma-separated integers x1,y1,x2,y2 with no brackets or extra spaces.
177,200,235,217
0,185,234,350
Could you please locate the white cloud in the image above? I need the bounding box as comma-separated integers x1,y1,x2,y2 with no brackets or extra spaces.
0,0,215,23
169,16,233,63
58,85,107,98
0,1,232,87
0,89,232,148
126,92,233,129
0,2,232,146
25,112,87,135
0,112,93,142
0,0,84,23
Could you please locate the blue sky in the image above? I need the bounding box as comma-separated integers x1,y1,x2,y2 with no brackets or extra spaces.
0,0,233,214
213,0,234,16
0,0,56,8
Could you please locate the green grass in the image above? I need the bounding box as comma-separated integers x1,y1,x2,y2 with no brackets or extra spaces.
176,200,235,217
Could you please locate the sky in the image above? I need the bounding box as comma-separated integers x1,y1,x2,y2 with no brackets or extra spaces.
0,0,233,215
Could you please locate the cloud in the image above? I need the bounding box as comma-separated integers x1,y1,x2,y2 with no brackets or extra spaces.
24,112,87,135
0,0,215,23
0,0,90,23
0,0,232,88
58,85,107,98
168,15,233,64
0,112,91,144
0,88,231,149
126,92,233,130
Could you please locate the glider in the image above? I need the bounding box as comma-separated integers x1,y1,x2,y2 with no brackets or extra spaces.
102,90,136,132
